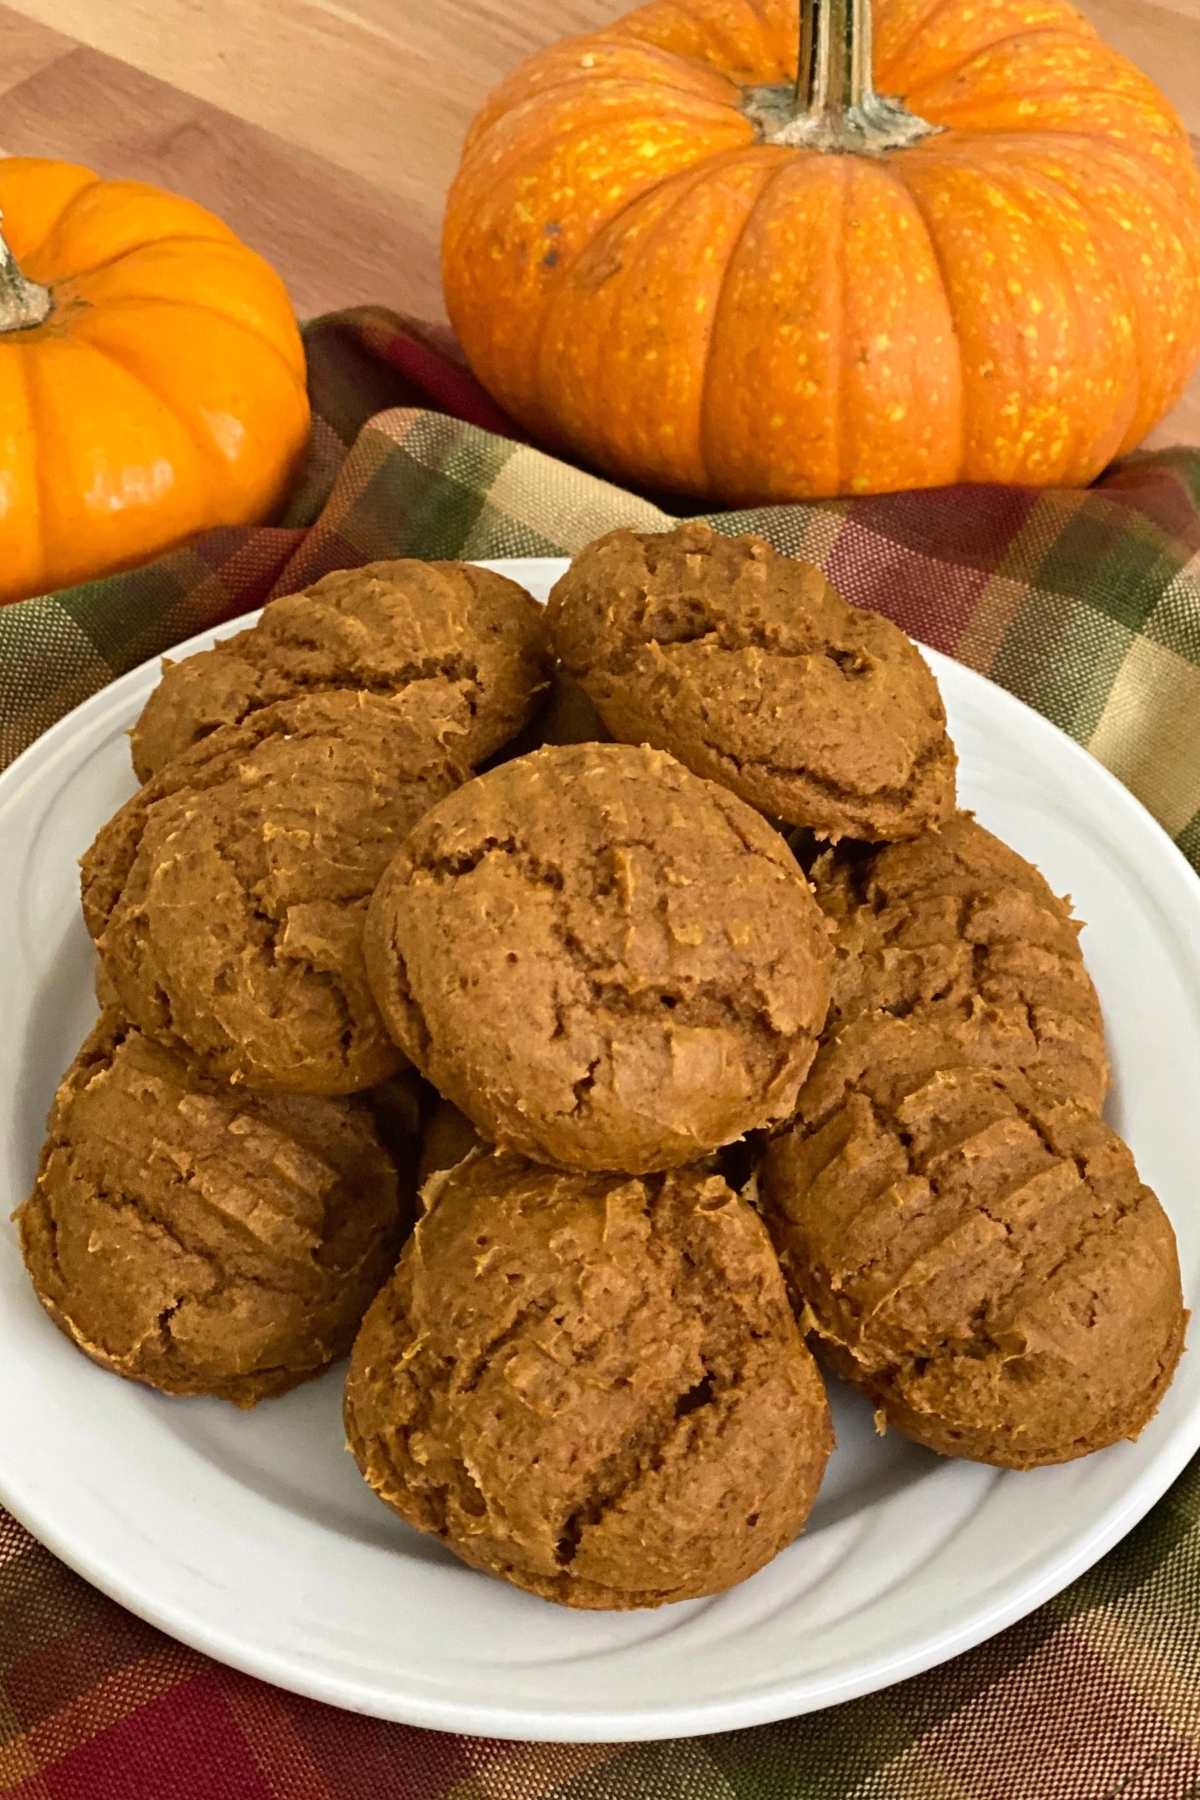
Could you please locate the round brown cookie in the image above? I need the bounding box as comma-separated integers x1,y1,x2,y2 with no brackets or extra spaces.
545,522,955,842
85,691,463,1095
760,1064,1183,1468
811,813,1108,1108
344,1155,832,1608
131,559,551,781
365,742,833,1172
18,1015,413,1407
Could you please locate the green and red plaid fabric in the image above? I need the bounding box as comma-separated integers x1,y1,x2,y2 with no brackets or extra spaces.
2,309,1200,1799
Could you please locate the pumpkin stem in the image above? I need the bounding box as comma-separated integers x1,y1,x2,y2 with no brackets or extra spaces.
745,0,938,154
0,212,52,333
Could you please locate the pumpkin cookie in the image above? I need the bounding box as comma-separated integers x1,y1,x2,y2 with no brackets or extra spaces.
546,523,955,842
17,1015,413,1407
345,1155,832,1608
811,813,1108,1109
85,691,462,1095
131,559,551,781
761,1065,1183,1468
365,742,833,1172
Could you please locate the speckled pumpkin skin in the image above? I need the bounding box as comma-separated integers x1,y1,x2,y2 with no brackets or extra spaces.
442,0,1200,499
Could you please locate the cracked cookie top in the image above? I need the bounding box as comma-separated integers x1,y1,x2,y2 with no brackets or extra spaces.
84,691,463,1095
364,742,834,1172
808,813,1109,1110
760,1064,1183,1469
130,558,552,782
545,522,956,843
17,1014,413,1407
344,1154,832,1608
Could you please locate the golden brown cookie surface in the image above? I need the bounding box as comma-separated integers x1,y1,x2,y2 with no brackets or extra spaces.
761,1064,1183,1468
344,1156,832,1608
86,691,462,1095
811,813,1108,1110
131,559,551,781
365,742,833,1172
18,1016,413,1407
546,524,955,842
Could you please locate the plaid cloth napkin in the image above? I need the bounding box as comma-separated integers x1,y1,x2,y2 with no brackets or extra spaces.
2,309,1199,1800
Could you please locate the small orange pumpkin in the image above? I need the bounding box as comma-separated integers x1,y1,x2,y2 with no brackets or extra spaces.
443,0,1200,500
0,157,310,603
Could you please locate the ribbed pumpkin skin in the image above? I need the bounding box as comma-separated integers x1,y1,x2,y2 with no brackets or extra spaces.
443,0,1200,499
0,158,310,602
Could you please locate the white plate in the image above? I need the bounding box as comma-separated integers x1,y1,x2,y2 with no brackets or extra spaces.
1,557,1198,1744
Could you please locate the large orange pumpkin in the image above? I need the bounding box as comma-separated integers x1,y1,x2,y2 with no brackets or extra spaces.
443,0,1200,499
0,157,310,603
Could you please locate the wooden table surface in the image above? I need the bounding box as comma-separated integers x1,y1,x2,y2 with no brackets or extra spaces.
1,0,1198,448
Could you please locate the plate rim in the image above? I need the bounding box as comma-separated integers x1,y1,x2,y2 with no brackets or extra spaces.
1,554,1197,1743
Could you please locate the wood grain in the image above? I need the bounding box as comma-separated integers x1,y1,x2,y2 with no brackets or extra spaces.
0,0,1197,449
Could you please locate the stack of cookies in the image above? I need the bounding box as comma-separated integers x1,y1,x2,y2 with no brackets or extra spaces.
18,526,1185,1613
20,559,551,1401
